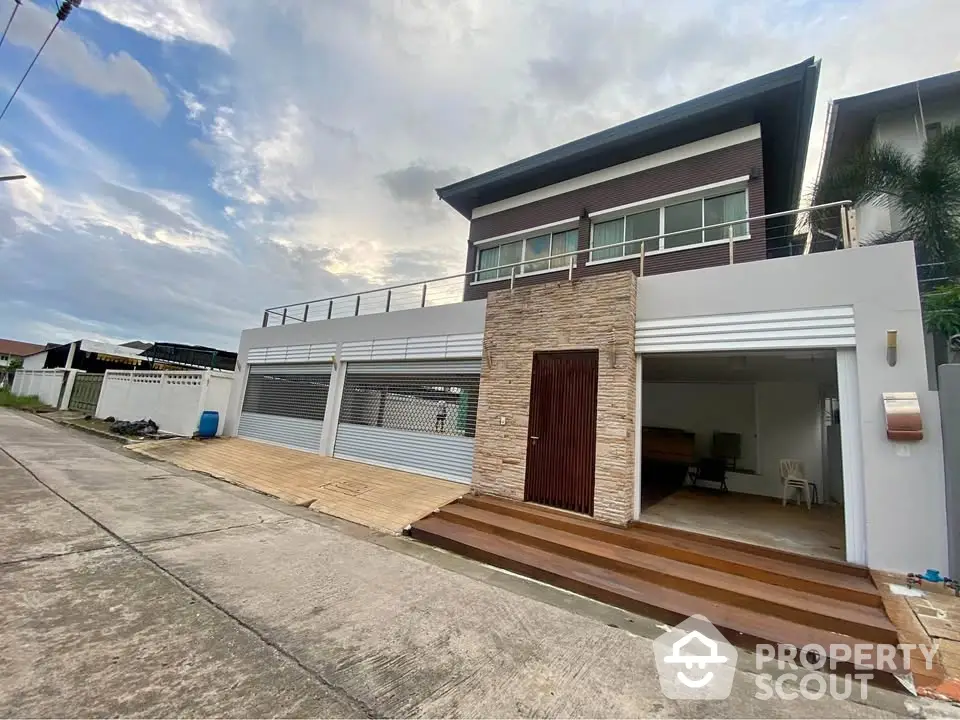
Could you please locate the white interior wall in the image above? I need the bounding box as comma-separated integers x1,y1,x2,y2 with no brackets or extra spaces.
756,381,823,500
642,380,823,501
642,383,758,471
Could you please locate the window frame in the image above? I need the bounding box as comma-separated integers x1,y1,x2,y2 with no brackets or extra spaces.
472,227,579,285
587,187,750,265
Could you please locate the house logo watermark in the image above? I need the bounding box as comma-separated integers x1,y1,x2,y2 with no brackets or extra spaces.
653,615,738,700
655,614,939,701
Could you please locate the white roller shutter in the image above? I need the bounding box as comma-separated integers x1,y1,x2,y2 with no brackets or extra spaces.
238,363,331,451
635,307,855,353
333,360,479,483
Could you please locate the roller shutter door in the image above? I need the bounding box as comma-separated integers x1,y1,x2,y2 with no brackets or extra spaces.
334,360,480,482
238,364,331,451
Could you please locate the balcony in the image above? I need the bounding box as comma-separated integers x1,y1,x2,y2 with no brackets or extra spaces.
261,201,855,328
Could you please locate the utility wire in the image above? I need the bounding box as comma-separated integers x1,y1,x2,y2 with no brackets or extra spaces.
0,1,80,124
0,0,22,54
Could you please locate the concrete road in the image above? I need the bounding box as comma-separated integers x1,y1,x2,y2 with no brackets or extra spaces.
0,410,951,718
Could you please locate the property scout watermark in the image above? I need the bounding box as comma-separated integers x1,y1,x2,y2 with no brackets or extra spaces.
653,614,937,701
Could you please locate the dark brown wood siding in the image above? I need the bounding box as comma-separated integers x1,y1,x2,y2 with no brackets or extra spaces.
463,137,765,301
524,350,599,515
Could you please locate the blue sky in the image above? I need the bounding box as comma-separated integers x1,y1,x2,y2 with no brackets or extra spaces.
0,0,957,350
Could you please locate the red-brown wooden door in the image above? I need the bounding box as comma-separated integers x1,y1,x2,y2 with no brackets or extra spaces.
524,350,598,515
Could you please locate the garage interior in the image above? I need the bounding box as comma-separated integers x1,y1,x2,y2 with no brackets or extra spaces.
638,350,846,560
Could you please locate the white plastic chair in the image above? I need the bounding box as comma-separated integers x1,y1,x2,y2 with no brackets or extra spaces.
780,459,813,509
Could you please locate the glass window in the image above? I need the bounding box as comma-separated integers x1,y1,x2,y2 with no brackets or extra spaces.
591,217,624,261
476,246,498,281
703,191,747,242
663,199,703,249
625,209,660,255
550,229,578,269
498,240,522,278
523,234,551,274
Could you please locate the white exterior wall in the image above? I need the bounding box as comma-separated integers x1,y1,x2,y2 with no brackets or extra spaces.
857,97,960,242
11,369,65,406
224,300,488,437
21,352,47,371
636,241,946,573
96,370,234,436
227,242,943,571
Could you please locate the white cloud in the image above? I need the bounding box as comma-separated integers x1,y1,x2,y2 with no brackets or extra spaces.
0,0,169,119
4,0,960,349
84,0,232,51
179,89,206,119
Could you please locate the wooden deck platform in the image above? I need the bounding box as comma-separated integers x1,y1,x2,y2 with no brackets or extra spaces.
410,495,904,684
130,437,467,534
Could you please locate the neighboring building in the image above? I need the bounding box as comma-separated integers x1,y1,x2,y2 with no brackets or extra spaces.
22,339,150,372
0,338,46,368
818,69,960,245
141,342,237,372
21,338,237,372
221,58,947,576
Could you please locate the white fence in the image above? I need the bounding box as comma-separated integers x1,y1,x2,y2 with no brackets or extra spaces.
95,370,234,436
10,369,67,407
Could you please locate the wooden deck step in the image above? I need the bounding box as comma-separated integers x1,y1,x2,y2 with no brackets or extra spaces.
446,500,880,607
433,504,895,643
461,493,869,577
411,515,902,680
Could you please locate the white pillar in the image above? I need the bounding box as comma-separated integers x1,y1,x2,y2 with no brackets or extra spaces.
837,348,867,565
64,341,77,370
633,355,643,521
320,359,347,456
59,369,80,410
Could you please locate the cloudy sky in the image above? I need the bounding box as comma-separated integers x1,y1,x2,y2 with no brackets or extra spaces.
0,0,957,350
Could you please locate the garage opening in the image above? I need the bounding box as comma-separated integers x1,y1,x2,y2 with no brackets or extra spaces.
333,360,480,483
638,350,846,561
237,364,331,451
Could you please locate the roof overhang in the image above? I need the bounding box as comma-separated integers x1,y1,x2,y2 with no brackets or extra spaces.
437,57,820,219
819,69,960,184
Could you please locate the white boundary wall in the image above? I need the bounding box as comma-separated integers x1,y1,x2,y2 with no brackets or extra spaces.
11,369,66,406
95,370,234,436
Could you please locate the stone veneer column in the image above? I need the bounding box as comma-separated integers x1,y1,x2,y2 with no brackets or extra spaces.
471,271,637,525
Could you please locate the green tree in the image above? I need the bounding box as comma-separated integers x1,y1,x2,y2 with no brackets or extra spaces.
815,125,960,266
923,282,960,349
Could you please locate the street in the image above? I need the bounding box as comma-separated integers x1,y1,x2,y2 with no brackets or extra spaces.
0,409,946,718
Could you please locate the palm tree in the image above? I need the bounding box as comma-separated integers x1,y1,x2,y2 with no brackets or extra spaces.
815,125,960,267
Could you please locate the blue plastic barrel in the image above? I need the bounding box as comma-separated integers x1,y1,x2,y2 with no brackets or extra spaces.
196,411,219,438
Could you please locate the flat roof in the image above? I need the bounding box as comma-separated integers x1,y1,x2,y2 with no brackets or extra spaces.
437,58,820,219
819,69,960,183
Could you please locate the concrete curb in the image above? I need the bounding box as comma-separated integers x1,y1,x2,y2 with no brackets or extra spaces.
54,419,131,444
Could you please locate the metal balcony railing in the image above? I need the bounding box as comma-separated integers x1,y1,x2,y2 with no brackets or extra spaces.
261,200,855,327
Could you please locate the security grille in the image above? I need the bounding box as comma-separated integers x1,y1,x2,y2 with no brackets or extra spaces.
337,372,478,437
241,372,329,420
238,364,331,452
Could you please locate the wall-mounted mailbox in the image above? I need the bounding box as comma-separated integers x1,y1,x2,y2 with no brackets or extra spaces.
882,392,923,441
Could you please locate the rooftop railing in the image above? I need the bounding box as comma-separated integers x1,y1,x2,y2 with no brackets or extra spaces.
261,200,855,327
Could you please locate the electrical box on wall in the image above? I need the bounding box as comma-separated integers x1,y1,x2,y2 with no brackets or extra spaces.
882,392,923,441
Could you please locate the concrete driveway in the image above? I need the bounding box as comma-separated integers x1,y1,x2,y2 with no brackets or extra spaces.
0,410,947,718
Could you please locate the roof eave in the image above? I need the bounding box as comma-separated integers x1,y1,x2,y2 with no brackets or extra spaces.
436,57,819,218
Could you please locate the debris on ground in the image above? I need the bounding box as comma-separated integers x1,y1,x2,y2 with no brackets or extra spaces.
109,418,159,437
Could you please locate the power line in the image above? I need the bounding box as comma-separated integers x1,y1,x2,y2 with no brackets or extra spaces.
0,0,22,54
0,1,81,125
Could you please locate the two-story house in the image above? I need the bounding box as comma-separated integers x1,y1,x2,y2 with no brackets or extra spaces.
222,57,947,583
